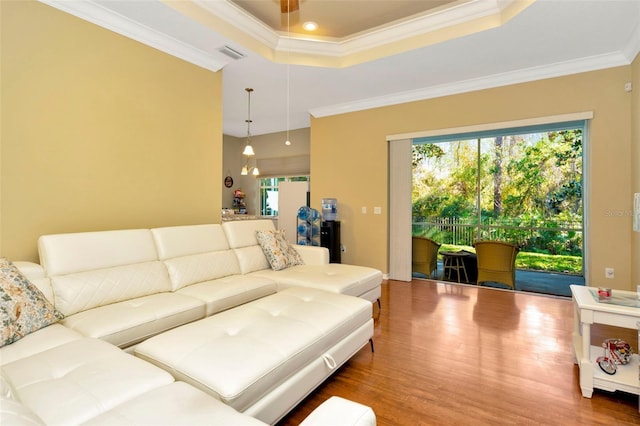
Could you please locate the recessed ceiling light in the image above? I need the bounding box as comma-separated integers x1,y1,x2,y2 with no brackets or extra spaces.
302,21,318,32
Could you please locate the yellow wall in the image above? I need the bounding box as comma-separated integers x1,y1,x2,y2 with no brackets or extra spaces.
1,1,636,289
632,54,640,286
312,66,636,290
0,1,222,262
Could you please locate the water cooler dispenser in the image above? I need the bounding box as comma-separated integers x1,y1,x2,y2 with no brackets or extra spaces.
320,198,341,263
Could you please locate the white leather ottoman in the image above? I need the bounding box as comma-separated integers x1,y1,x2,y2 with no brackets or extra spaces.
134,287,373,424
301,396,376,426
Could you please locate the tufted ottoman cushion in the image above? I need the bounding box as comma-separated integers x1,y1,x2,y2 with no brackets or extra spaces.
301,396,376,426
1,338,174,425
134,287,373,423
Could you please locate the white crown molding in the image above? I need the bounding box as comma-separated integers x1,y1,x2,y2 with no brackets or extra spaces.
192,0,280,49
39,0,229,72
38,0,536,68
193,0,523,60
387,111,594,141
309,51,633,118
622,18,640,63
337,0,503,56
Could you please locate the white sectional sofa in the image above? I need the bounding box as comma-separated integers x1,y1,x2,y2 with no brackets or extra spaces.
1,220,382,425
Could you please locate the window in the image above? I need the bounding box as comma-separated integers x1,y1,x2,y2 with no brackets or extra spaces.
412,120,585,274
259,176,310,216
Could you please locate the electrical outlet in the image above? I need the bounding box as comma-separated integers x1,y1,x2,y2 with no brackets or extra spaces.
340,245,346,253
605,268,614,279
373,207,382,215
361,206,367,214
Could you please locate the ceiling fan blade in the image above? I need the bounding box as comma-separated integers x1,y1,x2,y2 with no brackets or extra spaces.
280,0,299,13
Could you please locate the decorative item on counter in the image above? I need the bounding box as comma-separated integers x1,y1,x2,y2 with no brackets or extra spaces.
232,189,247,214
597,287,612,301
596,338,632,375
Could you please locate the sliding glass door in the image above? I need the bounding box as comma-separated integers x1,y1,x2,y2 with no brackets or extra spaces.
412,122,584,275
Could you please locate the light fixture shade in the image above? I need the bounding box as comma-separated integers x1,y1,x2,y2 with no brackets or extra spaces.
252,166,260,176
242,144,255,156
240,88,257,175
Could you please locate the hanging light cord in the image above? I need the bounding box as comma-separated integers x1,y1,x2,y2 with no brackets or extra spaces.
285,1,291,146
246,88,252,141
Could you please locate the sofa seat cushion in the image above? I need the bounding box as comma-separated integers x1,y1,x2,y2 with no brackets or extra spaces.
251,264,383,302
0,324,83,364
83,382,267,426
0,396,45,426
176,275,277,316
135,287,372,412
1,338,173,425
60,293,205,348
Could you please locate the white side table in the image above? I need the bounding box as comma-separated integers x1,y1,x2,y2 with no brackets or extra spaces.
570,285,640,398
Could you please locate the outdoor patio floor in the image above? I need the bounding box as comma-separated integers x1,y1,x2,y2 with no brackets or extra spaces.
414,264,585,298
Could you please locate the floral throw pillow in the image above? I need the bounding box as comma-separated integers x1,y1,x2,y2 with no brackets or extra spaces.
0,258,64,347
256,230,304,271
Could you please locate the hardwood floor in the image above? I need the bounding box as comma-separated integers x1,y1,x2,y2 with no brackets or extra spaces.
278,280,639,425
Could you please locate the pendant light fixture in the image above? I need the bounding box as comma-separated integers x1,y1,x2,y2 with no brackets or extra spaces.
241,87,259,176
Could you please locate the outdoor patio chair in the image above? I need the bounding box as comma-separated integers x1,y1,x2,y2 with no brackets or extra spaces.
412,236,441,279
473,240,520,290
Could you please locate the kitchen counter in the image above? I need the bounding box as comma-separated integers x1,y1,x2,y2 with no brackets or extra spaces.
222,215,277,223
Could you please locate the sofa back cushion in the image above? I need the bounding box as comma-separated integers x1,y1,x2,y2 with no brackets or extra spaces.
162,252,241,291
151,224,230,259
38,229,159,276
38,229,172,316
222,220,276,249
152,225,241,291
13,262,54,304
233,246,271,274
51,261,172,316
222,220,275,274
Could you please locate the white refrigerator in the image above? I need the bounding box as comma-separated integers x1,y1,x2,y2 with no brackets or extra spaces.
277,181,309,244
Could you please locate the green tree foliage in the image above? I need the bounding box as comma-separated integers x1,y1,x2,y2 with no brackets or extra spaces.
412,129,583,263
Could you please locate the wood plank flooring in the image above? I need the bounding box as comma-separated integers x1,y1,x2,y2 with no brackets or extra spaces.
278,280,639,426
